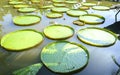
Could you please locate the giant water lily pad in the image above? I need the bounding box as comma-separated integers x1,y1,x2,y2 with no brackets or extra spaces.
13,15,41,26
18,7,36,13
77,27,117,46
79,6,90,10
79,14,105,24
67,10,88,17
1,29,44,51
13,63,42,75
92,6,110,11
51,7,69,13
46,12,63,18
44,25,74,39
41,41,89,73
14,5,29,8
52,0,65,3
81,2,96,7
53,3,66,7
65,0,78,4
9,1,24,5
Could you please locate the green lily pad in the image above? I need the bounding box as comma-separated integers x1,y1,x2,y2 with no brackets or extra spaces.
46,12,63,18
13,15,41,26
1,29,44,51
9,1,24,5
31,0,40,3
14,5,29,9
40,5,54,9
52,0,65,3
79,14,105,24
13,63,42,75
65,0,78,4
44,24,74,40
79,6,90,10
53,3,66,7
18,7,36,13
73,20,85,26
81,2,96,7
77,27,117,46
51,7,69,13
41,41,89,73
92,6,110,11
67,10,88,17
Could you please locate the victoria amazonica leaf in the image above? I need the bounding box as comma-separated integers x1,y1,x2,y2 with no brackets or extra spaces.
46,12,63,18
41,41,89,73
13,63,42,75
77,27,117,46
79,14,105,24
18,7,36,13
51,7,69,13
1,29,44,51
67,10,88,17
65,0,78,4
13,15,41,26
44,25,74,39
14,5,29,8
53,3,66,7
9,1,24,5
92,6,110,11
52,0,65,3
81,2,96,7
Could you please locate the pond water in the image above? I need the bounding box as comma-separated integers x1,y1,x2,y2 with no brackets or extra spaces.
0,0,120,75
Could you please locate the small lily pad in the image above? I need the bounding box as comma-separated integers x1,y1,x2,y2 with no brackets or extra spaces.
51,7,69,13
41,41,89,73
13,15,41,26
81,2,96,7
65,0,78,4
79,14,105,24
18,7,36,13
53,3,66,7
79,6,90,10
52,0,65,3
73,20,85,26
92,6,110,11
46,12,63,18
9,1,24,5
44,24,74,39
13,63,42,75
14,5,29,9
31,0,40,3
67,10,88,17
1,29,44,51
77,27,117,46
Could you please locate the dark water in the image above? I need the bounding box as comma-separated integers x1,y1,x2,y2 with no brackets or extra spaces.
0,0,120,75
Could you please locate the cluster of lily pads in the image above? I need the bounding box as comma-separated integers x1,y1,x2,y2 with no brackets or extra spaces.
0,0,118,75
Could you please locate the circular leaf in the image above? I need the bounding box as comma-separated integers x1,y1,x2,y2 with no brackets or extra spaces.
92,6,110,11
53,3,66,7
1,29,44,51
77,27,117,46
14,5,29,9
44,24,74,39
65,1,78,4
13,15,41,26
52,0,65,3
67,10,88,17
41,41,89,73
51,7,69,13
18,7,36,13
46,12,63,18
79,6,90,10
81,2,96,7
79,14,105,24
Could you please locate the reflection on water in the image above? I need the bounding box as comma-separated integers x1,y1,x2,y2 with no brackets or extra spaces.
0,0,120,75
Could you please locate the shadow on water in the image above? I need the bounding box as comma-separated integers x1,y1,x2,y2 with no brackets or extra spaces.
104,21,120,40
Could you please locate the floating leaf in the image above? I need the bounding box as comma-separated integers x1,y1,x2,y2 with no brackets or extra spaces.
77,27,117,46
92,6,110,11
13,63,42,75
46,12,63,18
41,41,89,73
1,29,44,51
13,15,41,26
79,14,105,24
44,24,74,39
